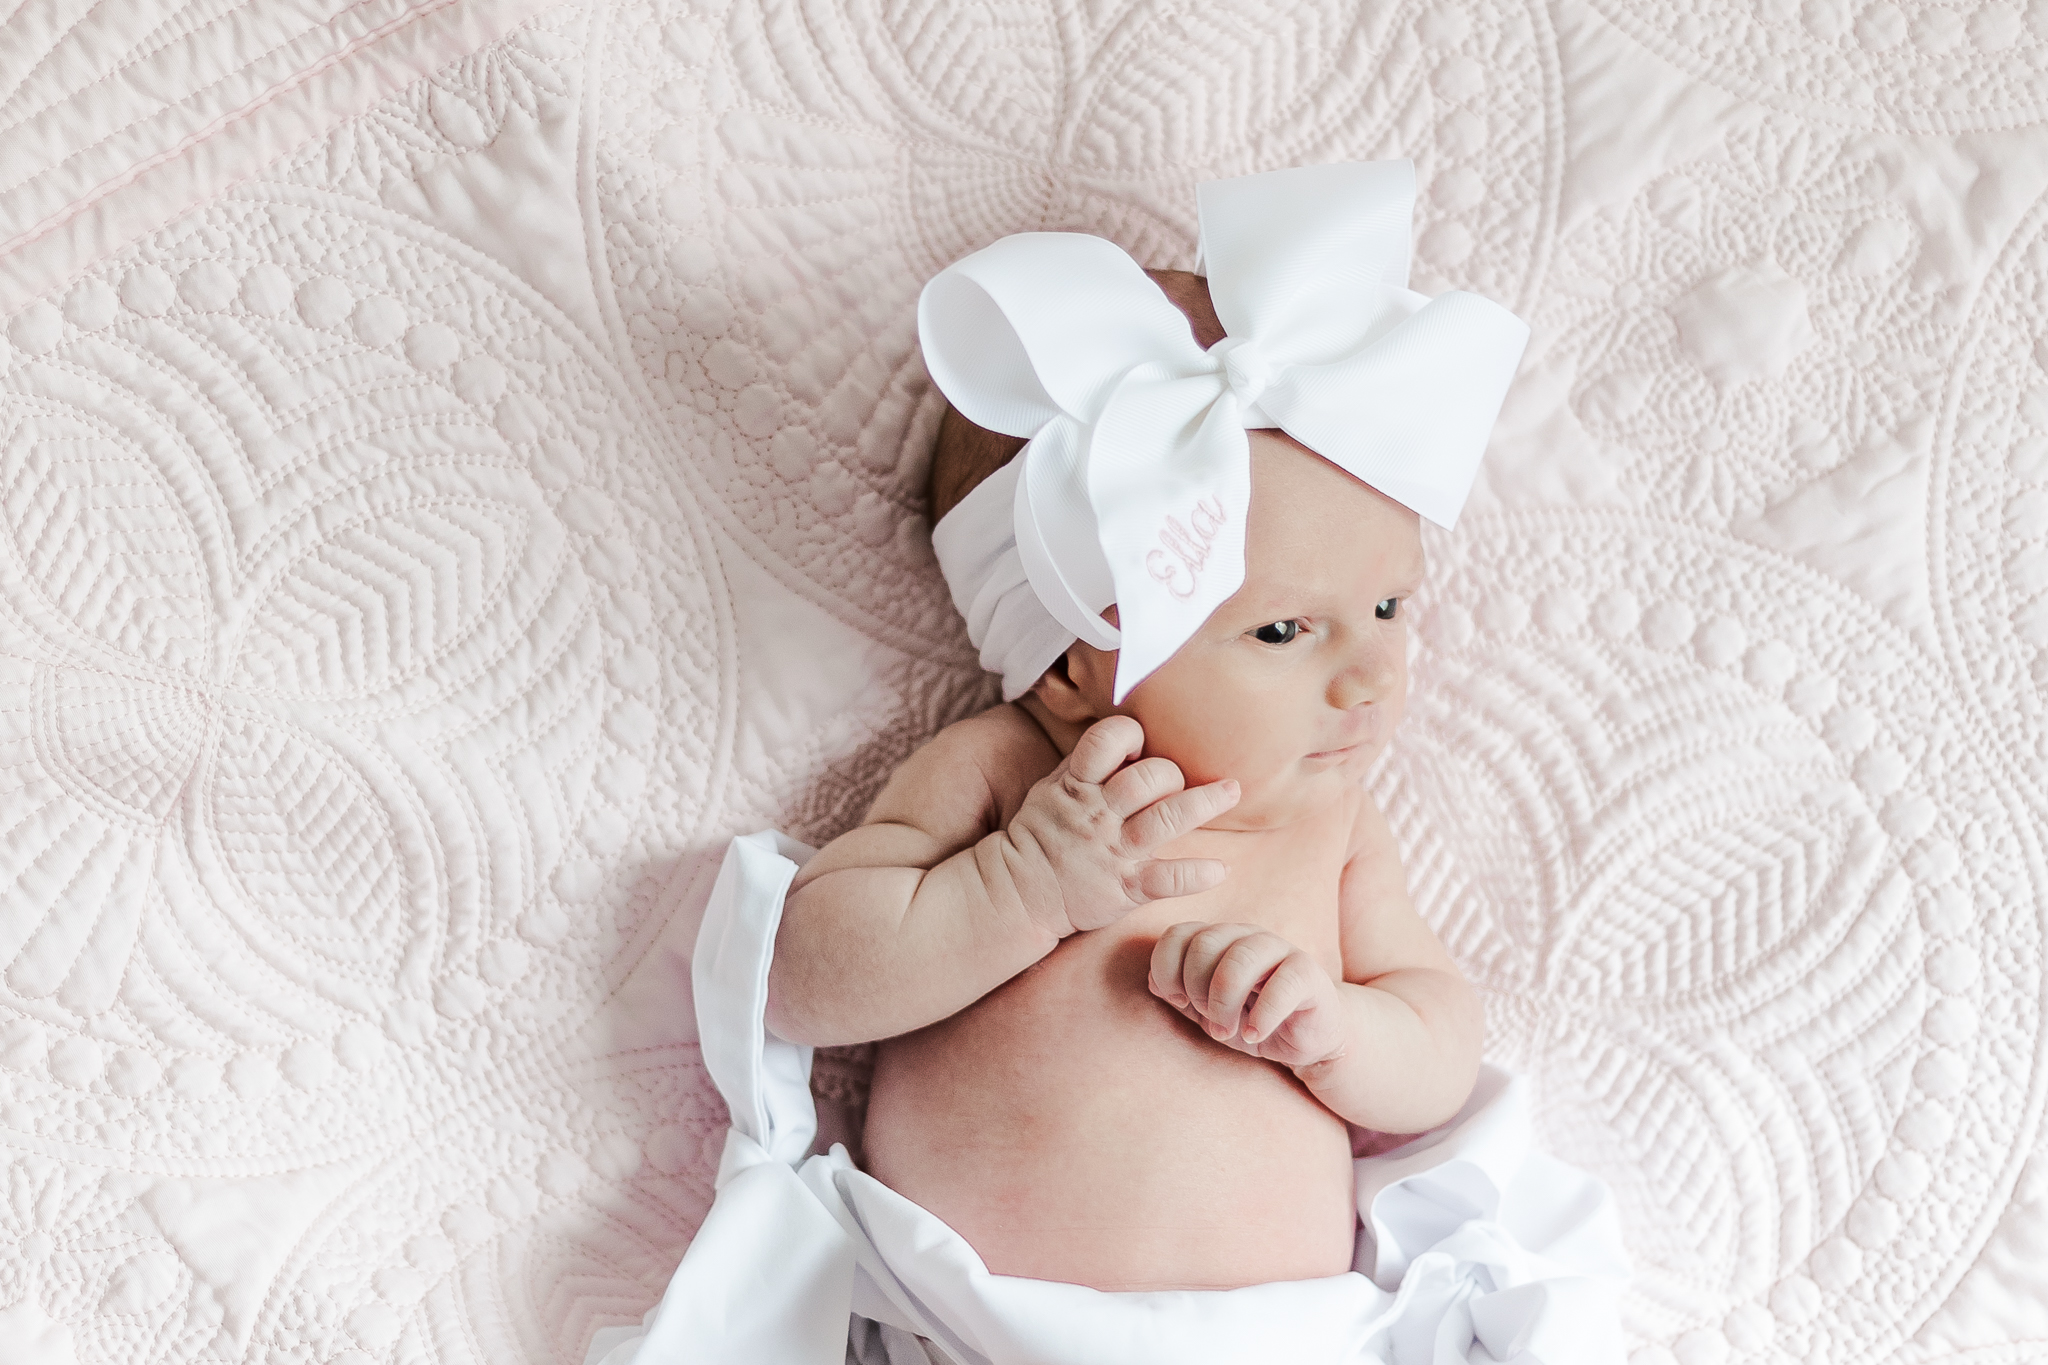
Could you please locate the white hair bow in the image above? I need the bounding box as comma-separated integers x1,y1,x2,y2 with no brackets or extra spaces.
922,160,1531,703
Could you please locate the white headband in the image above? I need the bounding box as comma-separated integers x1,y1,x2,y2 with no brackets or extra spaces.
922,160,1530,703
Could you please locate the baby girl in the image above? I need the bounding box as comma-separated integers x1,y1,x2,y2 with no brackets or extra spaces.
764,161,1529,1294
582,159,1625,1365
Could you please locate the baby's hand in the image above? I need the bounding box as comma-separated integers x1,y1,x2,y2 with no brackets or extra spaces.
1002,716,1240,939
1147,923,1346,1071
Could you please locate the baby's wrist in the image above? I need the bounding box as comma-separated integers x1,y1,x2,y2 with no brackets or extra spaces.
1289,1045,1350,1091
975,828,1071,949
1015,900,1073,946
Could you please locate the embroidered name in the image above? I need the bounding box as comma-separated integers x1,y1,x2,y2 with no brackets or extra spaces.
1146,496,1227,600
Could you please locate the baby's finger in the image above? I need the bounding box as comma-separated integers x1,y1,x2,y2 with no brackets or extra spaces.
1176,923,1256,1024
1243,955,1322,1044
1101,756,1186,819
1205,936,1290,1035
1128,857,1225,905
1121,779,1240,852
1172,998,1253,1054
1148,922,1204,1006
1065,716,1145,787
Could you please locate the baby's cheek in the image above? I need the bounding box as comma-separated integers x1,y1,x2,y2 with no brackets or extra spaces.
1134,703,1258,787
1203,732,1302,793
1379,656,1411,734
1127,670,1325,800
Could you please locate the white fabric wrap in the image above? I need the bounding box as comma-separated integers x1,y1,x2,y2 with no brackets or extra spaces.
583,833,1631,1365
921,160,1531,702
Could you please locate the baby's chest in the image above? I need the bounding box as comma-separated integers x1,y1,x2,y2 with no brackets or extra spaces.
1128,822,1350,972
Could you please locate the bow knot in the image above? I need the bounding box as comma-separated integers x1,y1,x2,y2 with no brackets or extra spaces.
921,160,1532,703
1210,335,1274,413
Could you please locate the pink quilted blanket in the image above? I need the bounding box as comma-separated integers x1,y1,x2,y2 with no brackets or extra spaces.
1,2,2044,1361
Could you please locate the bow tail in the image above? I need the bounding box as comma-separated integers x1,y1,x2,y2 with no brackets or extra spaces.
1086,372,1253,701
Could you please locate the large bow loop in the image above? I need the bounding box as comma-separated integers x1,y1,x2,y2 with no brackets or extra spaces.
1197,160,1419,356
1258,289,1532,530
918,232,1206,434
921,161,1532,703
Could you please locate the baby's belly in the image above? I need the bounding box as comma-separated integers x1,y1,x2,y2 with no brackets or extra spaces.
861,914,1357,1291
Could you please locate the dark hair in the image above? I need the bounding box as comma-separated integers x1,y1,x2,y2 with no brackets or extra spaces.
925,268,1227,523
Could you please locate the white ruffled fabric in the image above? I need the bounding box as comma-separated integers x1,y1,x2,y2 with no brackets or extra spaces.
584,832,1631,1365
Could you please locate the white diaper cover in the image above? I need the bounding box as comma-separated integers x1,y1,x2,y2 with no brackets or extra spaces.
582,832,1633,1365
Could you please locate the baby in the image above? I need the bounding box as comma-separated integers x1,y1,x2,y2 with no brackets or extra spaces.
764,163,1530,1297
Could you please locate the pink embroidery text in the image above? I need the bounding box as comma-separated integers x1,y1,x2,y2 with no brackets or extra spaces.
1145,496,1228,600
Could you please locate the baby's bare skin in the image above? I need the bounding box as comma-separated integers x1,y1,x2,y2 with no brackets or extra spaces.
861,713,1366,1288
768,433,1483,1291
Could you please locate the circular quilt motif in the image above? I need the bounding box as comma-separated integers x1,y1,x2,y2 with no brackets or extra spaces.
1387,510,2042,1356
1937,190,2048,813
0,175,726,1357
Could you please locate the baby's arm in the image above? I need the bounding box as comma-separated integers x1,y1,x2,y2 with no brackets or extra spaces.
1147,791,1482,1134
767,712,1239,1047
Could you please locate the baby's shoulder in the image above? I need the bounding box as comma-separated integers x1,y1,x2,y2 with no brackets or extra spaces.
874,703,1059,831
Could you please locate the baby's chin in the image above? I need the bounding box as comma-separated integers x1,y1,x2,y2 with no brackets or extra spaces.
1207,760,1366,831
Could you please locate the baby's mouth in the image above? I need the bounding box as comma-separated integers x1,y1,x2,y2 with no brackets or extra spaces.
1306,719,1376,762
1305,737,1369,762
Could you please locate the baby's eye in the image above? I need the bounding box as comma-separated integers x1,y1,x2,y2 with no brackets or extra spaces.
1375,598,1400,621
1251,620,1300,645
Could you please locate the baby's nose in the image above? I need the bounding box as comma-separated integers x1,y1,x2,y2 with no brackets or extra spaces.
1330,649,1398,708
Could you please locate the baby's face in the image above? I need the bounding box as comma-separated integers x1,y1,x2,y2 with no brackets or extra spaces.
1076,430,1423,829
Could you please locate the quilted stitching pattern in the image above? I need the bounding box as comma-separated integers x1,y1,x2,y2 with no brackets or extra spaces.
0,0,558,314
1,2,2046,1362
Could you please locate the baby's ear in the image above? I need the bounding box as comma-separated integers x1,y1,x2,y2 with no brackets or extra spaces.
1030,648,1111,725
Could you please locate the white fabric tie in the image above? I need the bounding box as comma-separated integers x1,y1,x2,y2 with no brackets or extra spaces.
1212,336,1274,412
920,160,1531,702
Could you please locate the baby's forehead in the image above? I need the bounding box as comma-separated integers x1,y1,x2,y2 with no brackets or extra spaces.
1246,430,1419,519
1239,431,1423,580
1242,534,1425,586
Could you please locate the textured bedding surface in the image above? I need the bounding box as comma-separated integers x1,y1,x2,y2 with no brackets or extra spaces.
0,0,558,315
2,1,2046,1362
